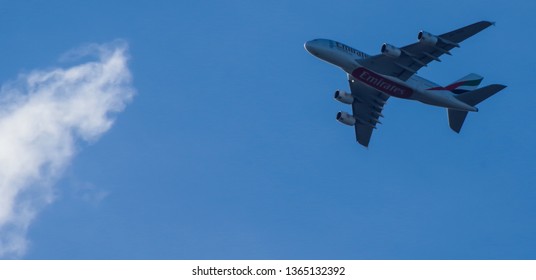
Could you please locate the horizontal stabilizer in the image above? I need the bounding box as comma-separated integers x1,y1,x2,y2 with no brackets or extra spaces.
448,84,506,133
456,84,507,106
448,109,468,133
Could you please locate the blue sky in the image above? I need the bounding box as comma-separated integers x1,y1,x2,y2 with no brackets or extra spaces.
0,0,534,259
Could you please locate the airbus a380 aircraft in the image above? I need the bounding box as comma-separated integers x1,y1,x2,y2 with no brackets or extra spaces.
305,21,506,147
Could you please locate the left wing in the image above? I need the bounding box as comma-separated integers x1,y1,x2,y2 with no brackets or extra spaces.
348,74,390,147
359,21,494,81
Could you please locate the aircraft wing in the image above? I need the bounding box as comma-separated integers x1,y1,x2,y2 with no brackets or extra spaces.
359,21,494,81
348,74,389,147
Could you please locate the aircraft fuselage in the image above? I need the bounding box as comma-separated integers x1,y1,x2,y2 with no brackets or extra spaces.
304,39,477,112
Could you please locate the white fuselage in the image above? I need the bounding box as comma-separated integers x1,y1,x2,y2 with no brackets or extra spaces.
304,39,477,112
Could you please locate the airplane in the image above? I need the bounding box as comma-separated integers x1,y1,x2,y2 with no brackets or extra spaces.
304,21,506,147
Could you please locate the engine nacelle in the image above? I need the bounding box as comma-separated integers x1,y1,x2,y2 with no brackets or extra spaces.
418,31,438,46
334,90,353,104
336,111,356,126
381,43,402,58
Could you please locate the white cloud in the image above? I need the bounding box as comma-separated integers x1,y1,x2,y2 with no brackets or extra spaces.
0,41,135,258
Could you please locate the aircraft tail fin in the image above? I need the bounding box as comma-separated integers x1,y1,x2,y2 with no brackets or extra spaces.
448,84,507,133
445,73,484,94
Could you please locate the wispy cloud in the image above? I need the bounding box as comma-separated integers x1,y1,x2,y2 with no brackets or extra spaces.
0,41,135,258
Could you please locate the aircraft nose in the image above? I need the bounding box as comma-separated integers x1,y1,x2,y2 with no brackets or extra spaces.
304,40,318,55
304,41,312,52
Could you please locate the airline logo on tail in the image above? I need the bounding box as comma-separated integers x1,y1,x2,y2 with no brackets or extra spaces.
428,74,483,94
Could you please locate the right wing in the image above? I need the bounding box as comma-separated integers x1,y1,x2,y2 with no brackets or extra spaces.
348,74,390,147
359,21,494,81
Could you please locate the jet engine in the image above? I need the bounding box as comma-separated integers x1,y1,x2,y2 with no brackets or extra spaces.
381,43,401,58
418,31,438,46
336,111,356,126
334,90,353,104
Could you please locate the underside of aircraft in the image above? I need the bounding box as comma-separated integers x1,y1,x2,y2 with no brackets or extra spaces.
305,21,506,147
